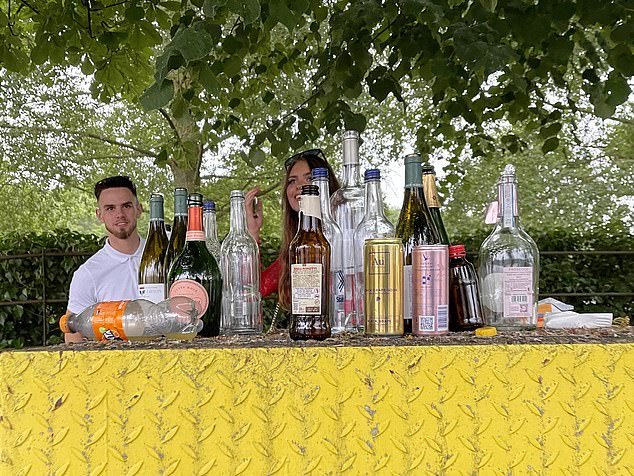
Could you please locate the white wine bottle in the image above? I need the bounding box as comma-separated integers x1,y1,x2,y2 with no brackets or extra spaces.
138,193,169,303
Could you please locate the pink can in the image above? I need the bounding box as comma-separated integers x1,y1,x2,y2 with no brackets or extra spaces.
412,245,449,335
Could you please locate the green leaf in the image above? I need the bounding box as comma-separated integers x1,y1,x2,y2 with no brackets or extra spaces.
262,91,275,103
541,137,559,154
125,5,146,22
228,97,241,108
479,0,497,12
342,111,367,132
154,149,169,167
608,43,634,77
170,27,214,62
605,72,631,108
30,41,49,65
203,0,228,17
139,79,174,111
227,0,260,24
248,147,266,166
270,0,298,31
198,63,221,95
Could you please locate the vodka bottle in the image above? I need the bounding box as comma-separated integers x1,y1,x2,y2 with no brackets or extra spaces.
478,164,539,329
312,167,345,333
59,296,203,341
138,193,169,303
289,184,331,340
330,130,365,330
164,187,188,277
220,190,262,335
353,169,395,329
203,200,222,263
395,154,441,333
422,164,451,245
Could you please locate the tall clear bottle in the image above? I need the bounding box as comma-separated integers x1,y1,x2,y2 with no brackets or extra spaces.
138,193,169,303
312,167,345,333
395,154,441,333
422,164,451,245
478,164,539,329
164,187,188,279
168,193,223,337
203,200,222,263
289,184,331,340
353,169,395,329
220,190,262,335
330,130,365,330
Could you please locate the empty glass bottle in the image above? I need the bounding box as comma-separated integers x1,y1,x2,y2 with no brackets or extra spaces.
353,169,395,329
203,200,222,263
220,190,262,335
448,244,484,331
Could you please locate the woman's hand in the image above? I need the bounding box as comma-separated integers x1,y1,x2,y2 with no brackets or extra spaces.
245,187,263,242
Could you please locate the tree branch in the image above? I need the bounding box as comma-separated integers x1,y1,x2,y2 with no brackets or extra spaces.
159,108,180,141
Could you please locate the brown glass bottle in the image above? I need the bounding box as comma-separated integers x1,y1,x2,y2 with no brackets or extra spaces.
448,245,484,331
289,184,331,340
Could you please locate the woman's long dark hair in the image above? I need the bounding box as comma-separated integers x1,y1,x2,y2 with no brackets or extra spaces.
277,154,341,309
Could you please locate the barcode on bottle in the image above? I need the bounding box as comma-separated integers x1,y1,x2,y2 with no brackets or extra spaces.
419,316,434,332
437,305,448,330
511,295,528,303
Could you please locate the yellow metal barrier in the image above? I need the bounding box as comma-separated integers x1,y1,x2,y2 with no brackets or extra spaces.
1,343,633,475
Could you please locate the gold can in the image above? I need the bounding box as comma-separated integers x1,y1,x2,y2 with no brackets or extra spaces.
364,238,404,336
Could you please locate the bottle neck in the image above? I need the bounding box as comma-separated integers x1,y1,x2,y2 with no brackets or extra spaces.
404,161,423,189
342,163,362,187
299,195,322,232
186,205,205,241
498,180,519,228
364,179,385,219
229,196,247,233
342,136,361,187
149,199,165,223
314,178,334,221
203,210,218,240
174,194,188,218
423,174,441,209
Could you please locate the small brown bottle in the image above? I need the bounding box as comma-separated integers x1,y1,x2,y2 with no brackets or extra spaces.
448,245,484,331
289,184,331,340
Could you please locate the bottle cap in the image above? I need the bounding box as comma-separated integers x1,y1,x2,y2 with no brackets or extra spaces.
174,187,187,197
188,193,203,206
59,312,70,333
475,326,497,337
230,190,244,200
150,192,164,201
343,130,359,140
422,164,436,174
203,200,216,211
311,167,329,179
364,169,381,181
448,244,466,258
300,184,319,196
404,153,422,164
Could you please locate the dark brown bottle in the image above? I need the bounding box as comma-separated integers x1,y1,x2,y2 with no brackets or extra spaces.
448,245,484,331
289,184,331,340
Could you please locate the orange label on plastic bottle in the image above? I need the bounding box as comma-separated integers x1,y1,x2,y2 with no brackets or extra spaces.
169,279,208,318
91,301,129,341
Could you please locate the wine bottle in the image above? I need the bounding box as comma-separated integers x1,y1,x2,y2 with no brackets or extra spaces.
330,131,365,330
164,187,188,280
289,184,331,340
395,154,440,334
353,169,395,329
138,193,169,303
168,193,223,337
422,164,451,245
478,164,539,329
203,200,222,263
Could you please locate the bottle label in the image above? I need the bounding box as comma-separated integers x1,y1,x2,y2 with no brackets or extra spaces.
403,264,412,320
423,177,441,208
300,195,322,220
138,283,165,304
291,263,322,315
503,267,533,319
91,301,129,341
169,279,209,318
186,231,205,241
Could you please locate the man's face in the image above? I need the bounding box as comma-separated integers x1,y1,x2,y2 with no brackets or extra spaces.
96,187,142,240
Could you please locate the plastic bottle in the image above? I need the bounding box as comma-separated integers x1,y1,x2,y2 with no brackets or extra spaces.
59,296,203,342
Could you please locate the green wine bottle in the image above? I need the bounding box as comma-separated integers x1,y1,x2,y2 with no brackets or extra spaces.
422,164,451,245
138,193,169,303
167,193,222,337
164,187,188,280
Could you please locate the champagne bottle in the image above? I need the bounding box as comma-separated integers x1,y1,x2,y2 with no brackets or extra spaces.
138,193,169,303
395,154,440,334
289,184,331,340
168,193,223,337
422,164,451,245
478,164,539,329
164,187,188,279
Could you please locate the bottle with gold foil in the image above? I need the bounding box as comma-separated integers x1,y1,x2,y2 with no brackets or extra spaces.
422,164,451,245
395,154,440,334
289,184,331,340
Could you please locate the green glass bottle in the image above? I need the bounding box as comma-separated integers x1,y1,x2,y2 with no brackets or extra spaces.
395,154,441,334
164,187,188,279
422,164,451,245
138,193,169,303
167,193,222,337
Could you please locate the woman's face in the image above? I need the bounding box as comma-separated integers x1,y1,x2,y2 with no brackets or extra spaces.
286,159,312,213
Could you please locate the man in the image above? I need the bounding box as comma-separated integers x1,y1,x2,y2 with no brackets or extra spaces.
65,175,144,342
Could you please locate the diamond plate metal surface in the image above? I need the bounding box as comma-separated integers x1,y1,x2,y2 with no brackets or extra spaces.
1,343,633,474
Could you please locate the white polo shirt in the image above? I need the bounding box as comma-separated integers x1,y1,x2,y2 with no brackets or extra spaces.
67,237,145,314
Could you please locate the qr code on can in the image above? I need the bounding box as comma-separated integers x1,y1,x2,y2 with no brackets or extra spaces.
419,316,434,332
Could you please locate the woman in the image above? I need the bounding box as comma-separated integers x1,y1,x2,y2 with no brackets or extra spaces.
245,149,340,309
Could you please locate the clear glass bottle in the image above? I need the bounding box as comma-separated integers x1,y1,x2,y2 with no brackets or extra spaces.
478,164,539,329
168,193,223,337
203,200,222,263
448,244,484,331
312,167,345,333
353,169,395,330
220,190,262,335
395,154,441,334
289,184,331,340
164,187,188,279
422,164,451,245
330,130,365,330
138,193,169,303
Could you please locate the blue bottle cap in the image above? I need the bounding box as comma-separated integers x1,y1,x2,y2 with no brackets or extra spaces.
203,200,216,211
311,167,329,179
364,168,381,181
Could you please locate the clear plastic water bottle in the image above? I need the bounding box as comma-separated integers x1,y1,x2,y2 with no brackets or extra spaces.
312,167,345,333
59,296,203,341
220,190,262,335
203,200,222,263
